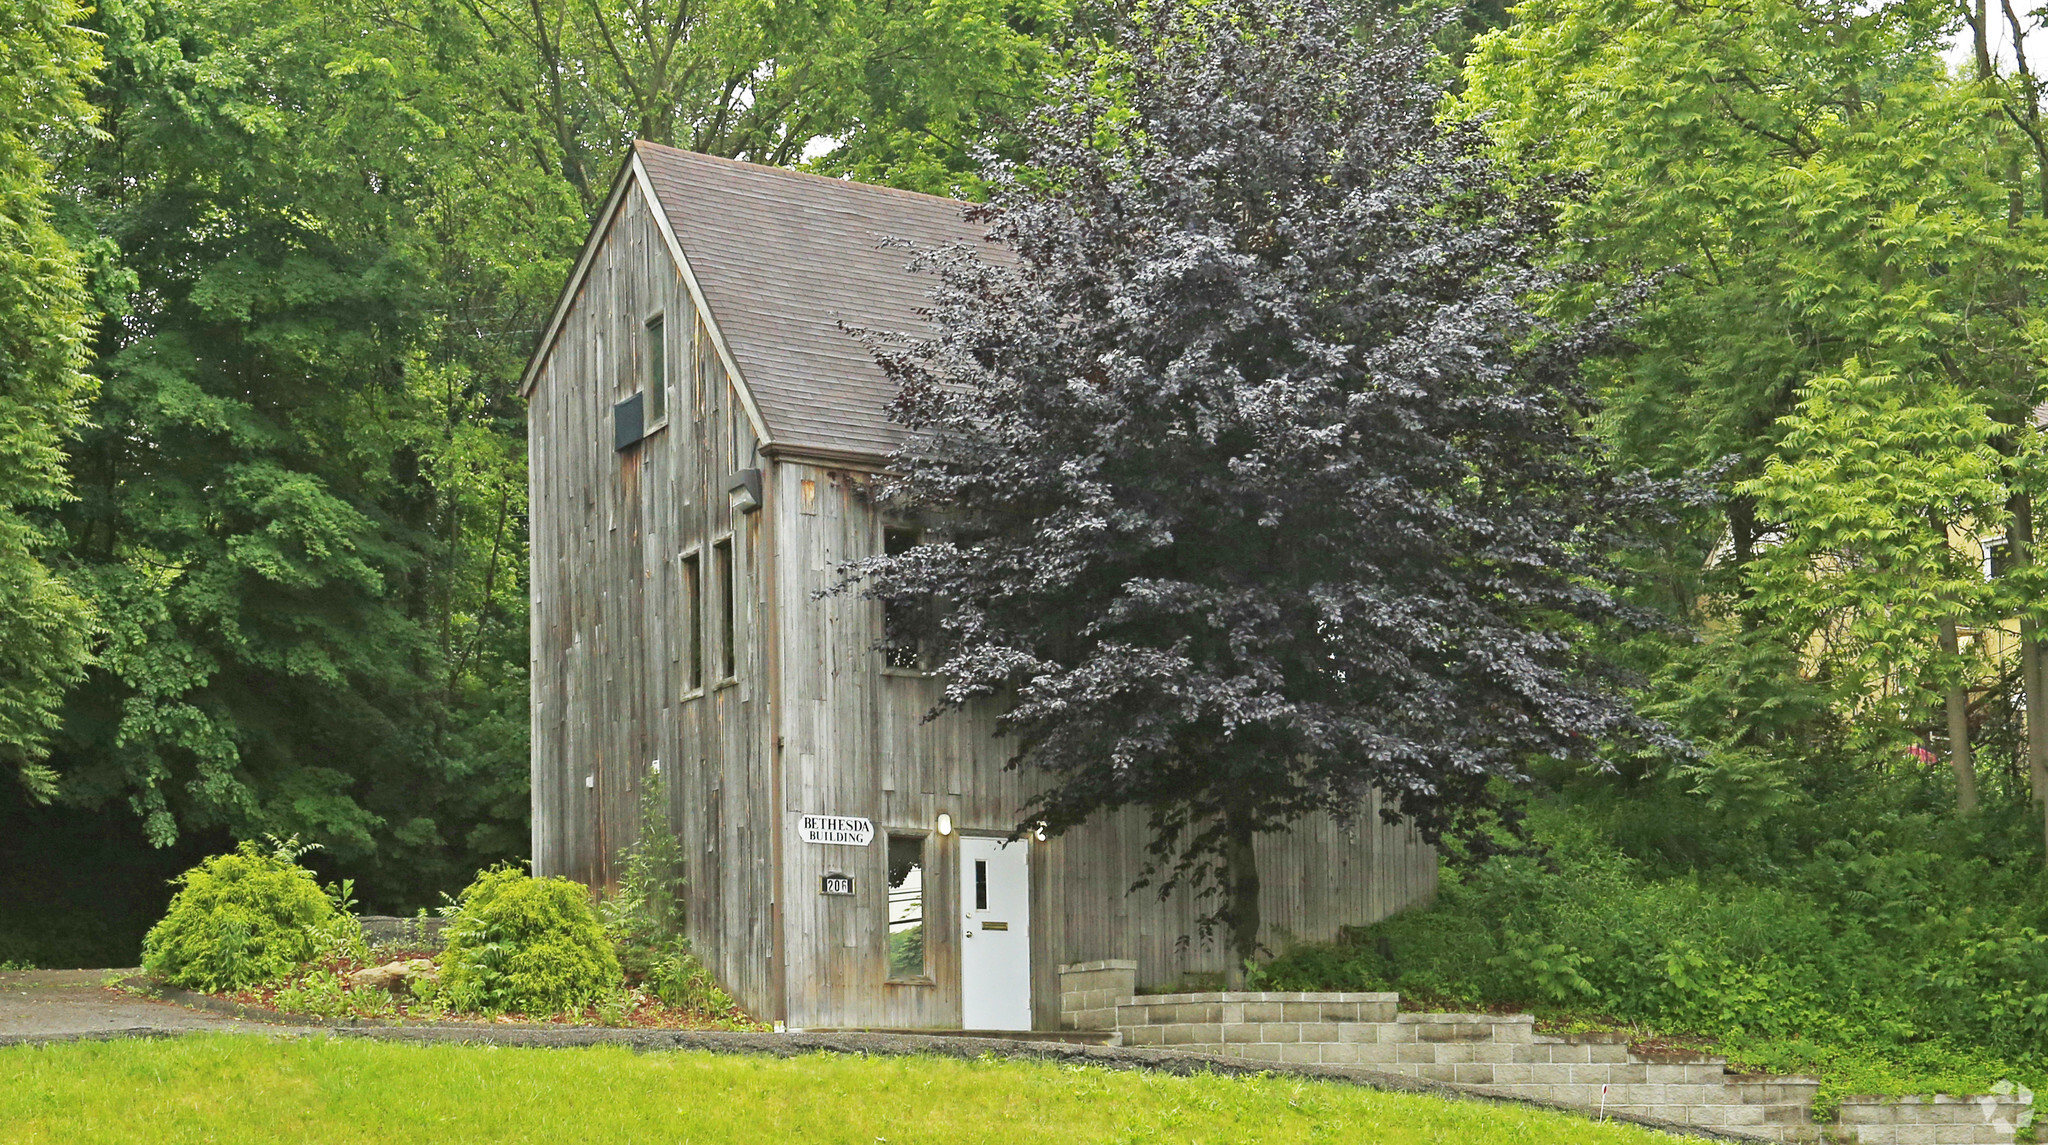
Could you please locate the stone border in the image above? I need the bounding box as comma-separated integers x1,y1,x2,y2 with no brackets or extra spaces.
0,1026,193,1048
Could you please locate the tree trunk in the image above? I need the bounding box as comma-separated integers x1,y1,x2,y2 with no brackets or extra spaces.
1221,820,1262,988
1974,0,1993,84
2012,495,2048,861
1938,615,1981,815
2025,629,2048,859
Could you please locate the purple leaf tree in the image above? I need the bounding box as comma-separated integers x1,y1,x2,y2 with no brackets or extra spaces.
845,0,1673,974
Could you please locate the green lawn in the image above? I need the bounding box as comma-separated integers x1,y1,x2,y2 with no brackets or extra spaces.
0,1034,1685,1144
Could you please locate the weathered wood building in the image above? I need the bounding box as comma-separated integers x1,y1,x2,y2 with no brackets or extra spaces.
522,142,1437,1031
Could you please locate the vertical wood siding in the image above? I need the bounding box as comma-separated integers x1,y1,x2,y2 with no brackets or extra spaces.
770,461,1438,1030
528,176,777,1018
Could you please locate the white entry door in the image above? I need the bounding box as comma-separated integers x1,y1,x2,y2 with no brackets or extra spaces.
959,835,1031,1030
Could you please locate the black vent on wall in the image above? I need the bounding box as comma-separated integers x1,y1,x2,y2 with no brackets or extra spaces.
614,393,645,451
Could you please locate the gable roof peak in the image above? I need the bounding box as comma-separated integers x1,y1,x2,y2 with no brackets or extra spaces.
518,143,991,463
631,139,970,212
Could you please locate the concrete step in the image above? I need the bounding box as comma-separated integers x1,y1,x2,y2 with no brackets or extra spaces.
810,1027,1117,1046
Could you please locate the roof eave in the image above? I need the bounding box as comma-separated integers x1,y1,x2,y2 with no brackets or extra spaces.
628,146,775,451
758,440,895,471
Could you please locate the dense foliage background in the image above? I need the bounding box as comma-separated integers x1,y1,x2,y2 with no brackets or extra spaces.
1,0,1075,960
0,0,98,804
8,0,2048,1099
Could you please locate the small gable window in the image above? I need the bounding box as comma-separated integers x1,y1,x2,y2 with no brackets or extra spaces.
644,314,667,425
692,318,710,420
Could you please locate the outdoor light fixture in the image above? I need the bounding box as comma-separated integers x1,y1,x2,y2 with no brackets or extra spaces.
936,812,953,836
1034,823,1048,842
649,759,661,775
728,468,762,514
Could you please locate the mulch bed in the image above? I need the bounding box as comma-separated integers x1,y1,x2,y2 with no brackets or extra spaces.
186,950,764,1032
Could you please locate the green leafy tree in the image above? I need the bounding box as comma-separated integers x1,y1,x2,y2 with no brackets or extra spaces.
46,0,534,901
1464,0,2048,826
439,0,1071,203
0,0,100,797
1738,367,2048,811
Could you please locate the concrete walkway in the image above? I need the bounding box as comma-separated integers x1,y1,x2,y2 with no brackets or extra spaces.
0,969,306,1044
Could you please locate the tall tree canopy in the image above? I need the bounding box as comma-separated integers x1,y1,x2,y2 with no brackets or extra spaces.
850,0,1667,966
0,0,99,799
1463,0,2048,842
440,0,1069,203
46,0,535,899
23,0,1072,910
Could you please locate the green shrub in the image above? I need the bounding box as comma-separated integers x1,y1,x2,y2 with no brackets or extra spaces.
599,777,746,1022
268,966,398,1020
1251,801,2048,1099
643,944,743,1016
602,778,687,971
140,839,361,991
440,865,620,1016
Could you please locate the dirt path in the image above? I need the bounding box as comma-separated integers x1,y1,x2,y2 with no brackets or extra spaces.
0,970,308,1043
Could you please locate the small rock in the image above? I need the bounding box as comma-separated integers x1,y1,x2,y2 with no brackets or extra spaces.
346,958,438,997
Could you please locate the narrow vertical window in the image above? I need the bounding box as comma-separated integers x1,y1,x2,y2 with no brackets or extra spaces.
714,537,736,680
882,526,923,669
643,314,666,424
974,859,988,911
682,551,703,693
692,318,709,420
887,835,927,980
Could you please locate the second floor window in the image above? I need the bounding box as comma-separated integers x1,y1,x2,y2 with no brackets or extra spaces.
883,526,924,669
1985,536,2009,581
715,536,736,681
682,549,703,693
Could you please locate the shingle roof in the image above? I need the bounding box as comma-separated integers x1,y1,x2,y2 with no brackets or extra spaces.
633,142,986,462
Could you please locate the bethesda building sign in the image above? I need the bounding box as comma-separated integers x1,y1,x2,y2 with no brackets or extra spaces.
797,814,874,846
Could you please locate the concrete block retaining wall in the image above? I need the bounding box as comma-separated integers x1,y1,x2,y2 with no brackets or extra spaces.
1057,960,1137,1031
1835,1094,2035,1145
358,915,448,949
1059,977,2033,1145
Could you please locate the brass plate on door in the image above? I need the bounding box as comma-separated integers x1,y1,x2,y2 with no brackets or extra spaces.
980,921,1009,931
